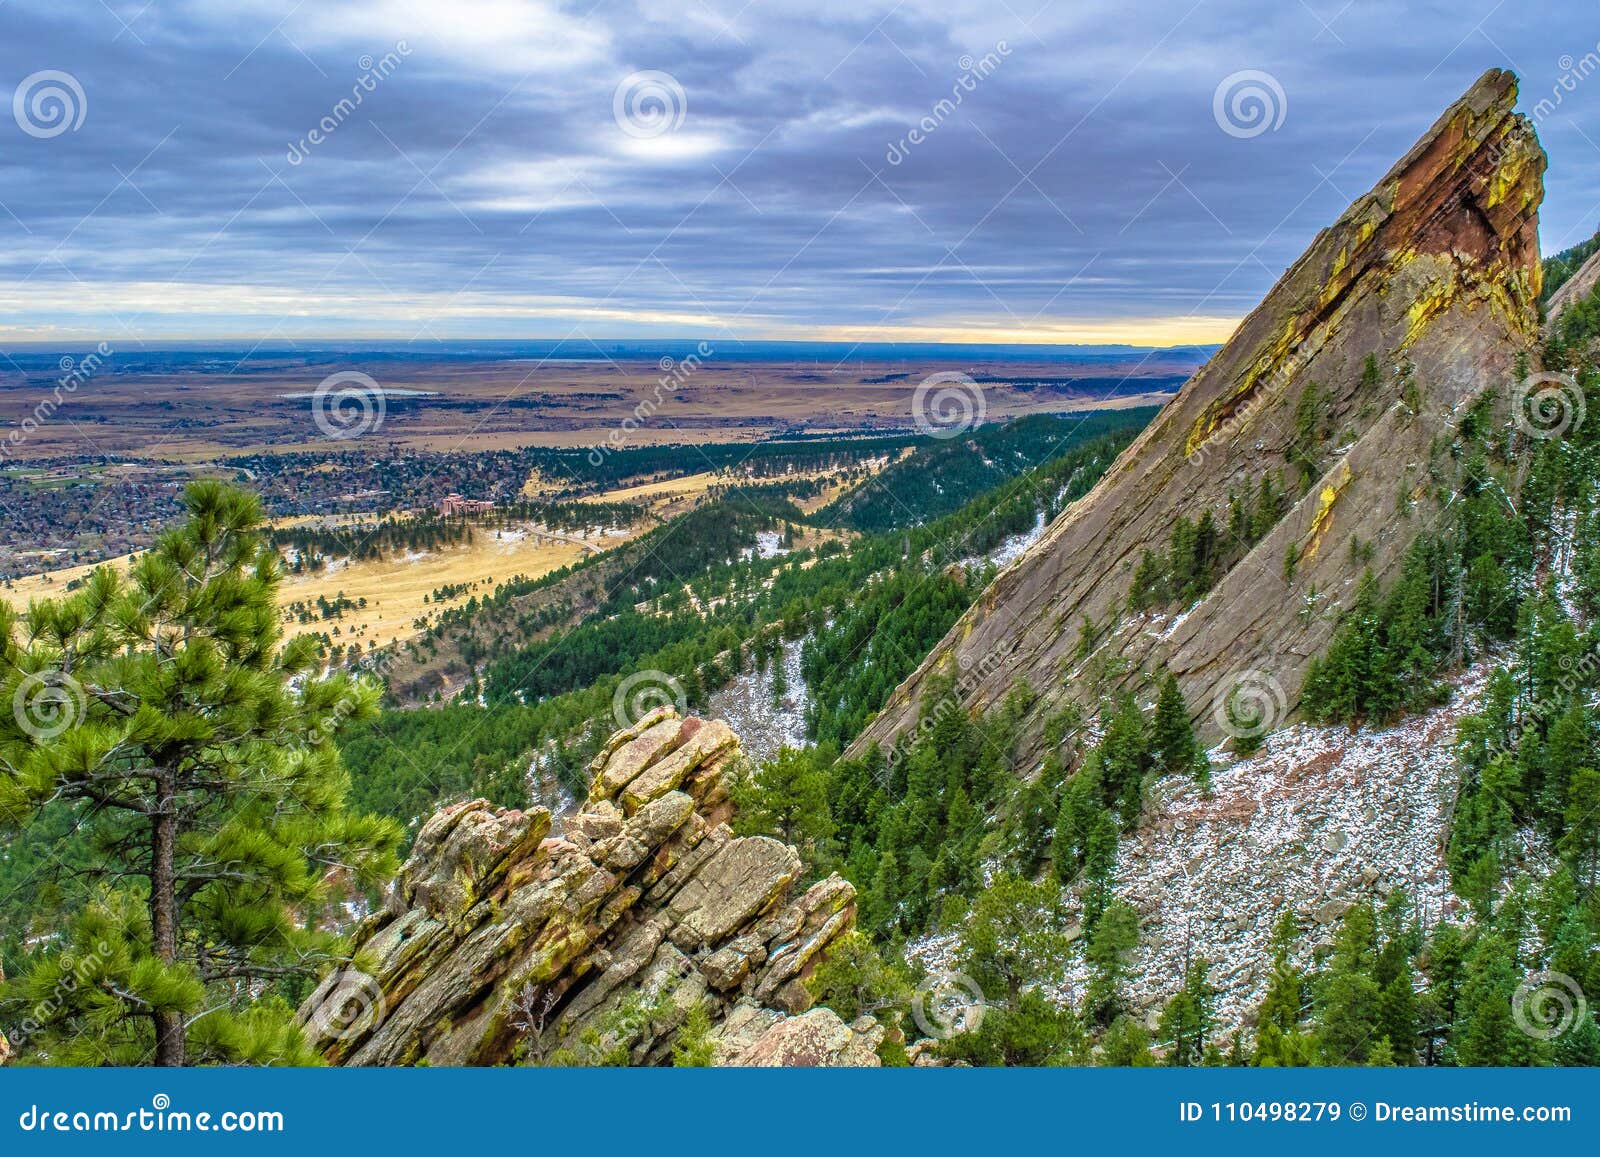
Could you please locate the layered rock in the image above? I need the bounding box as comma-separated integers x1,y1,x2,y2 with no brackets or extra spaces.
299,708,872,1066
852,69,1546,765
1547,246,1600,329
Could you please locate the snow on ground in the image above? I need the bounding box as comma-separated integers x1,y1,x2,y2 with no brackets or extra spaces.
1061,663,1494,1029
957,509,1048,571
905,664,1496,1032
707,636,810,765
740,530,789,562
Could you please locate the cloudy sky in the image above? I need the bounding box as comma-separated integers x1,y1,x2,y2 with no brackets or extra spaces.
0,0,1597,347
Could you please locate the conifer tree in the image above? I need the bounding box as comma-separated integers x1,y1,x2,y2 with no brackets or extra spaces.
1253,911,1316,1066
731,746,834,857
1316,902,1382,1064
0,483,401,1065
1150,670,1208,782
1098,691,1150,826
1084,899,1140,1026
1157,956,1215,1066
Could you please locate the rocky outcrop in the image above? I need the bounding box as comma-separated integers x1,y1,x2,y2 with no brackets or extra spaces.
299,708,873,1066
852,69,1546,766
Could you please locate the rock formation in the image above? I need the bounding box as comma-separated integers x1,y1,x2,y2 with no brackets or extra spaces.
852,69,1546,766
1547,246,1600,329
298,707,877,1066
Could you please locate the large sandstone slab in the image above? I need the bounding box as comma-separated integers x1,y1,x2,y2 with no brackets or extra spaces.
850,69,1546,766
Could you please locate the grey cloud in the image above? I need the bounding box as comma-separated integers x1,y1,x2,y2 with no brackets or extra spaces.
0,0,1595,340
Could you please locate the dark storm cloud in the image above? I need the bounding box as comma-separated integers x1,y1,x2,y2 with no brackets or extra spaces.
0,0,1595,341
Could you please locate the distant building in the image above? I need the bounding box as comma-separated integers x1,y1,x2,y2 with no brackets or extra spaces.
439,493,494,517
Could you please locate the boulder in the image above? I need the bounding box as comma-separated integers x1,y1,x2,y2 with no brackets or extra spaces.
728,1007,885,1067
850,69,1546,767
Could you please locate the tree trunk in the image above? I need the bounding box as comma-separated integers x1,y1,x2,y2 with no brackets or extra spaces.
150,769,185,1067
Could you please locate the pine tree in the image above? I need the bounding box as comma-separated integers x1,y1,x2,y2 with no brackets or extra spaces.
1316,902,1382,1064
1372,894,1418,1064
1150,670,1207,782
1157,956,1215,1066
730,746,834,857
1560,768,1600,889
1084,899,1140,1026
1098,692,1150,826
1289,381,1327,491
1254,911,1315,1066
0,483,401,1066
1128,549,1165,611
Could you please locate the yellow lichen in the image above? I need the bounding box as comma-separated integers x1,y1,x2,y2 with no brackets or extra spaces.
1303,462,1353,560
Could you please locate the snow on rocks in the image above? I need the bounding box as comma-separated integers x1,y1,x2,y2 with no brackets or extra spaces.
707,637,810,765
1064,663,1493,1030
956,509,1048,572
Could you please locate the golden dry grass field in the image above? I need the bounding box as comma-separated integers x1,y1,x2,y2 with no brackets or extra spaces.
1,457,875,651
1,517,634,652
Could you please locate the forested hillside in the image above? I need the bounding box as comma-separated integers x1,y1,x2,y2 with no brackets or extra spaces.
331,415,1143,844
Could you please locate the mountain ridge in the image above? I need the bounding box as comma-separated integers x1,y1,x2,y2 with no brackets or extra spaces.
851,68,1547,768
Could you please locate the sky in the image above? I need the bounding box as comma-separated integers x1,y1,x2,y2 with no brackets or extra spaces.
0,0,1597,348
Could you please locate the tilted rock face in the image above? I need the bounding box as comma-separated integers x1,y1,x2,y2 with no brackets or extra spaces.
852,69,1545,765
1547,246,1600,330
299,708,872,1066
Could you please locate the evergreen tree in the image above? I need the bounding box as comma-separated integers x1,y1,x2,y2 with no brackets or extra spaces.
1084,900,1140,1026
1150,670,1207,782
1128,549,1165,611
1098,692,1150,826
0,483,401,1066
1157,956,1215,1066
1253,912,1316,1066
957,874,1073,1006
1316,903,1382,1065
730,746,834,858
1560,768,1600,889
1100,1014,1156,1066
1372,894,1419,1064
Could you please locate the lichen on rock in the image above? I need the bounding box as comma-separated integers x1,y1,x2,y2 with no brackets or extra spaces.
850,68,1548,765
298,707,876,1066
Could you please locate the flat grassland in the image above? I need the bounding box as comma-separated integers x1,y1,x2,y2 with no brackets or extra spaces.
2,519,629,652
0,353,1193,460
